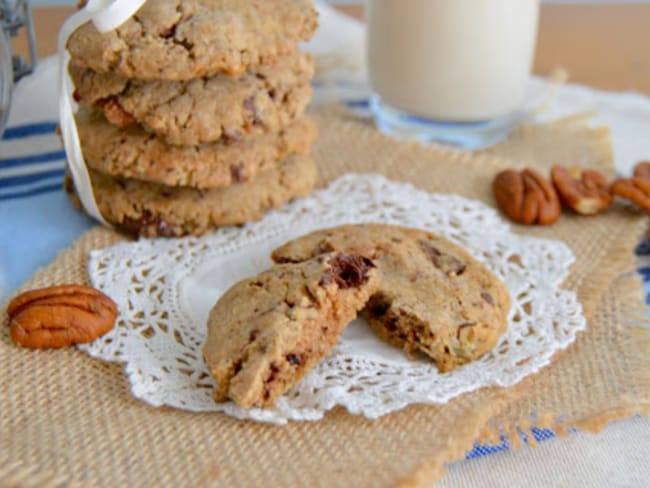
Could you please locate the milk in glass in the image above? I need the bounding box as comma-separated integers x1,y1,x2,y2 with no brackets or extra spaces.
367,0,540,148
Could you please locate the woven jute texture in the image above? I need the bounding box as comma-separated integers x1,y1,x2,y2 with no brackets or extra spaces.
2,107,649,488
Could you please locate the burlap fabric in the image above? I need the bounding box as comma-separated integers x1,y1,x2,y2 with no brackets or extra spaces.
2,107,649,487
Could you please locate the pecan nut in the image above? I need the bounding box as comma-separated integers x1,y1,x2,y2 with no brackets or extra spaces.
550,165,612,215
102,98,136,127
633,161,650,180
493,168,561,225
611,177,650,214
7,285,118,349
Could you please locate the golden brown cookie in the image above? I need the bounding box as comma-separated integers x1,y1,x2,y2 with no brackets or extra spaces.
203,253,378,408
70,51,314,145
75,109,317,189
67,0,318,81
65,154,318,237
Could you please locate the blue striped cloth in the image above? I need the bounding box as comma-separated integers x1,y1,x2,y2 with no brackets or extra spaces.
0,119,95,300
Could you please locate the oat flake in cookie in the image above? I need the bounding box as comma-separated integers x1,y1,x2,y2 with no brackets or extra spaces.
203,253,378,409
66,0,319,81
272,224,512,372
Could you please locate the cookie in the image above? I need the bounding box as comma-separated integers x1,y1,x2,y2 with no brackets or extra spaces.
70,51,314,146
203,253,377,408
67,0,318,81
75,109,317,189
65,154,318,237
272,224,511,372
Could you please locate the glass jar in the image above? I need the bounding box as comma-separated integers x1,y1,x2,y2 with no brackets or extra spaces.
0,26,12,137
1,0,38,137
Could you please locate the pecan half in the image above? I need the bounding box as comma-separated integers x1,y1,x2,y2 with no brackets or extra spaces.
633,161,650,180
550,165,612,215
7,285,118,349
102,98,136,127
611,177,650,214
493,168,561,225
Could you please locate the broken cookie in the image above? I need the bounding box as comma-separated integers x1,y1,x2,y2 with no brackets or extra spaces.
272,224,511,373
202,253,377,408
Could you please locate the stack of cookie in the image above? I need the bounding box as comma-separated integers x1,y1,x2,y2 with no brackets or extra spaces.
64,0,319,237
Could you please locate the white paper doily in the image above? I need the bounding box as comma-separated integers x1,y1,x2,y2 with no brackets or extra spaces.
84,174,585,424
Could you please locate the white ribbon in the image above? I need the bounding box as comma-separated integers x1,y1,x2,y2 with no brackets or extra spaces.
58,0,147,226
85,0,147,34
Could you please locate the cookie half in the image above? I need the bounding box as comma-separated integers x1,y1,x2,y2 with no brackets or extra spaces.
272,224,511,372
67,0,318,81
203,253,378,408
76,109,317,189
70,51,314,146
65,154,318,237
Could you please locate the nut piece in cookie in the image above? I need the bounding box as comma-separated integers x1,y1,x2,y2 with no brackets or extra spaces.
272,224,511,373
202,253,378,408
493,168,561,225
550,165,612,215
7,285,118,349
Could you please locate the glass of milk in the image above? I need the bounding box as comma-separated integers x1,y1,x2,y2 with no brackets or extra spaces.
367,0,540,149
